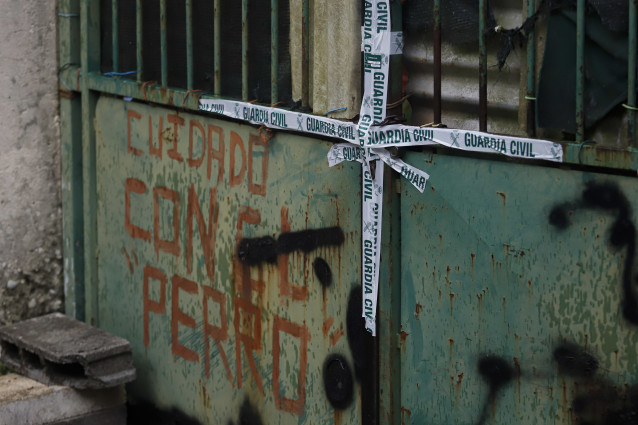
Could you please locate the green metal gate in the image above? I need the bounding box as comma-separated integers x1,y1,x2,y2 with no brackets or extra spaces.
59,1,638,424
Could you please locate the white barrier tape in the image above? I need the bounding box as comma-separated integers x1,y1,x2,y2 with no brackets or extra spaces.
375,149,430,193
198,99,564,164
327,144,378,167
365,125,564,162
358,0,392,336
199,99,358,143
361,30,403,55
362,154,384,335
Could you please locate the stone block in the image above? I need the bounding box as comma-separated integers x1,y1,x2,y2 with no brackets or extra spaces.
0,313,135,389
0,373,126,425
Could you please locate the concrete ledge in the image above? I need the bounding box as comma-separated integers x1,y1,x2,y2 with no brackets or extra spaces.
0,374,126,425
0,313,135,389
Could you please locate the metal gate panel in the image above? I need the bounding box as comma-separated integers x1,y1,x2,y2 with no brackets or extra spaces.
94,96,362,424
399,150,638,425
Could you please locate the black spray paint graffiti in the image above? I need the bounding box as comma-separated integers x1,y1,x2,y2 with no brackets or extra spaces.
471,182,638,425
322,285,374,412
549,181,638,324
227,397,264,425
553,342,638,425
474,342,638,425
238,227,344,266
475,355,515,425
238,226,374,413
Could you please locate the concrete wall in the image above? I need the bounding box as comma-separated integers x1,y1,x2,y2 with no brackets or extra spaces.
0,0,62,324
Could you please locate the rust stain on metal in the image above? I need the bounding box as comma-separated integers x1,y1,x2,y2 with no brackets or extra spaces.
513,357,521,403
449,338,454,366
449,293,455,318
122,248,133,274
401,406,412,425
471,253,476,282
454,372,464,404
322,317,334,338
415,303,422,318
329,326,344,347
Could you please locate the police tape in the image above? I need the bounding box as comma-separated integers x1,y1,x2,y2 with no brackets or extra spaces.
365,125,563,162
328,144,430,193
199,99,358,143
197,100,564,166
358,0,392,336
198,0,563,337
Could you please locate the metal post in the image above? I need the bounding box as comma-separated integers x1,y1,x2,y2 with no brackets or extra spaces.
576,0,586,142
628,0,637,144
160,0,167,87
242,0,249,101
59,0,85,321
81,0,100,325
112,0,118,73
214,0,221,96
526,0,536,137
136,0,143,83
433,0,441,124
479,0,488,132
271,0,279,104
186,0,193,90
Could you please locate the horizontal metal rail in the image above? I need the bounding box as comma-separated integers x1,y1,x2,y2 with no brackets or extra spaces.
59,66,638,172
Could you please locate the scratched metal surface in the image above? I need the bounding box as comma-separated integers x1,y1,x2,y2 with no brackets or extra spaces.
94,96,362,424
399,150,638,425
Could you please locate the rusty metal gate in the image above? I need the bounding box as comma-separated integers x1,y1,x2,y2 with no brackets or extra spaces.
58,0,638,424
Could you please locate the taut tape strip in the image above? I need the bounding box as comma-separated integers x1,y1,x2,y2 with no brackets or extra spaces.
365,125,563,162
198,100,564,164
359,0,392,336
199,99,358,143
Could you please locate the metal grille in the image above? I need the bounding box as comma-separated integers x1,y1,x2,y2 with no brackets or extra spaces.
99,0,292,103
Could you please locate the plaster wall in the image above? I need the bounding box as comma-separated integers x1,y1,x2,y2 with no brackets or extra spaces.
0,0,62,324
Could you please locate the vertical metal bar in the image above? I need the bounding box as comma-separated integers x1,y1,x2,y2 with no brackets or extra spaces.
302,0,309,107
214,0,221,95
59,0,85,321
478,0,488,132
628,0,637,144
242,0,249,101
387,0,403,117
112,0,119,73
136,0,143,83
81,0,100,325
526,0,536,137
379,3,403,422
186,0,193,90
160,0,168,87
433,0,442,124
271,0,279,104
576,0,586,142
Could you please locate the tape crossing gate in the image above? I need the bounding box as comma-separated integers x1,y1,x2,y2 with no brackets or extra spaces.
199,0,564,336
